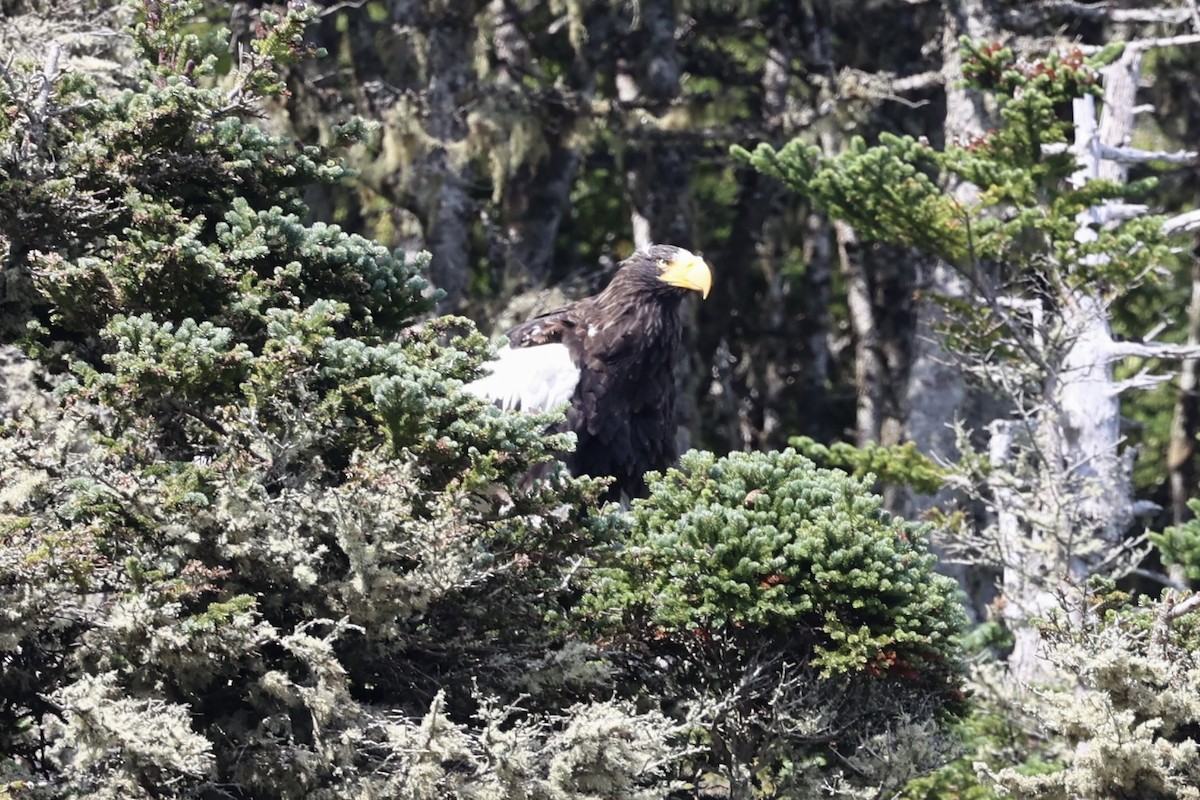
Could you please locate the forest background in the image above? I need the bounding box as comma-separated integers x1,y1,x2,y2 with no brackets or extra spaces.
2,0,1200,798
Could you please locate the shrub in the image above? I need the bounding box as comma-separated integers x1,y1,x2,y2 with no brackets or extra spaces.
582,448,970,797
0,3,675,797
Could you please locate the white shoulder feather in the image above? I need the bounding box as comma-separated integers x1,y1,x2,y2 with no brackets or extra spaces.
464,343,580,412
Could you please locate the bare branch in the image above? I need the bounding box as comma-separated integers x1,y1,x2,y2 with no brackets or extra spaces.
890,71,944,93
36,42,62,118
1096,143,1199,166
1128,33,1200,52
1081,34,1200,57
1005,2,1193,32
1129,568,1190,592
1110,369,1174,392
1110,7,1193,24
1163,209,1200,235
836,68,942,109
1166,591,1200,622
319,0,369,17
1094,202,1150,221
23,41,64,159
1106,341,1200,361
165,397,228,436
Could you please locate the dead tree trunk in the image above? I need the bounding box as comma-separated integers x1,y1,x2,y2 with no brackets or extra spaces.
1168,260,1200,528
999,39,1200,684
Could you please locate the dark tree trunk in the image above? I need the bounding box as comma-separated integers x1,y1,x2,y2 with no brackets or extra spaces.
1168,263,1200,527
392,1,481,310
616,0,691,250
488,0,586,290
502,146,582,288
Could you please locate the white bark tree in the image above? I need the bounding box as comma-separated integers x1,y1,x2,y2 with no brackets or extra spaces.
995,33,1200,683
736,25,1200,687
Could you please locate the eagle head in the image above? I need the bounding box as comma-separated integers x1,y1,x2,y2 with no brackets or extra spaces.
628,245,712,300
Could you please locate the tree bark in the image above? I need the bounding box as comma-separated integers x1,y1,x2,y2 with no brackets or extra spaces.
617,0,691,250
405,2,478,310
838,221,882,445
897,0,998,625
1168,261,1200,528
902,0,993,459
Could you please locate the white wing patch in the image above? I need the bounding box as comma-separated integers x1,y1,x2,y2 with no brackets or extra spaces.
465,343,580,412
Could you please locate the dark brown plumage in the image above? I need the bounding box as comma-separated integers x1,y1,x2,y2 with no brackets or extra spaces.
468,245,712,499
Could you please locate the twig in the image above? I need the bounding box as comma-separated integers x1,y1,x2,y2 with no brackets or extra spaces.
1128,568,1188,592
319,0,369,17
1150,591,1200,659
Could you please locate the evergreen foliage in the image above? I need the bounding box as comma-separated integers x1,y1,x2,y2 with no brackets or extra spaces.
735,36,1200,800
582,449,968,796
0,3,975,798
0,3,674,797
790,435,947,494
1150,499,1200,583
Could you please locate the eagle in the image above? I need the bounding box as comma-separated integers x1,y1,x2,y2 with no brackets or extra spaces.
466,245,712,500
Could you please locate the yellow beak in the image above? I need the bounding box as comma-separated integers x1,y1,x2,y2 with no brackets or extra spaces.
658,253,712,299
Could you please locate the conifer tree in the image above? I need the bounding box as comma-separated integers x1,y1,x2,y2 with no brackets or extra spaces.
735,37,1200,799
581,448,968,797
0,3,673,797
0,3,971,798
736,36,1197,668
